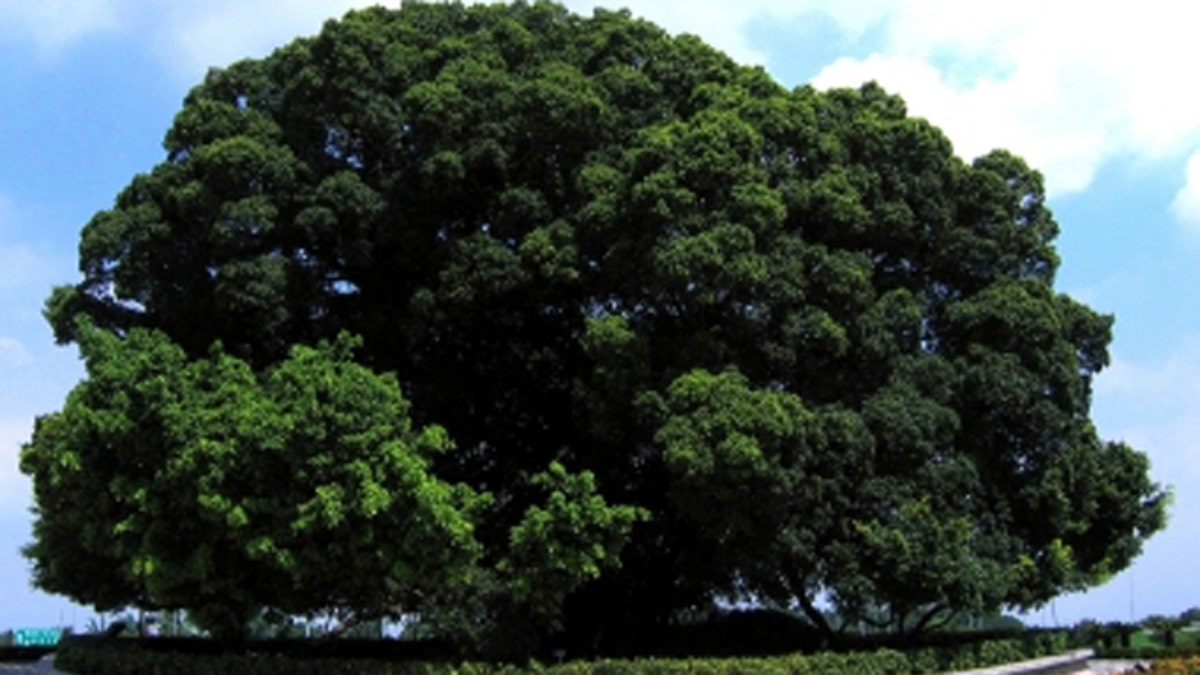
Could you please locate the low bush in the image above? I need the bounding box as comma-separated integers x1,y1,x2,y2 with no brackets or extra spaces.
53,631,1076,674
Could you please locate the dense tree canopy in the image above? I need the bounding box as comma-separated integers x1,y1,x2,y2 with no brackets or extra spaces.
26,0,1166,652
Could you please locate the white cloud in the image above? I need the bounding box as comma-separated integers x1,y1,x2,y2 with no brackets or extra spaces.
807,1,1200,197
0,1,120,52
812,54,1115,194
1171,151,1200,234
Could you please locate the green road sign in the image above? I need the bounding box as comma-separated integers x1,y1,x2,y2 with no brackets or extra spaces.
14,627,61,647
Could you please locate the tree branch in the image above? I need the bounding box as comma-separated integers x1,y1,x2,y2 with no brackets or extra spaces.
912,604,950,635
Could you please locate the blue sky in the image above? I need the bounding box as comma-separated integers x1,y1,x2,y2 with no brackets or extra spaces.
1,0,1199,632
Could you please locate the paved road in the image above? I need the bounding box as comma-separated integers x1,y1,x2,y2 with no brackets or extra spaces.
0,655,65,674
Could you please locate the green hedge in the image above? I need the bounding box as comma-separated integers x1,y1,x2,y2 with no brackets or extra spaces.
1097,644,1200,660
53,632,1074,675
0,646,56,661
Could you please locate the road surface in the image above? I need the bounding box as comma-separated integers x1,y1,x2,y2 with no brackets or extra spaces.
0,655,65,674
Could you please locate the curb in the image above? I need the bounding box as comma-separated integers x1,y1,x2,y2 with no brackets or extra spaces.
948,649,1096,674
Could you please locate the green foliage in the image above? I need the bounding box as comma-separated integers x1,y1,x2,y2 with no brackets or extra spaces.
21,326,486,638
503,463,649,622
33,0,1167,652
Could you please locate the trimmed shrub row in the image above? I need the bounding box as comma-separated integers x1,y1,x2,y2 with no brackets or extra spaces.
0,646,56,661
54,632,1072,675
1097,644,1200,660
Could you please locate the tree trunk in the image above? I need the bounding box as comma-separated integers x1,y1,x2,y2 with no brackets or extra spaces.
796,596,839,648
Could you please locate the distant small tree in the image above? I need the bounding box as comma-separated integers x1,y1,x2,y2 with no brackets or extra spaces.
1073,619,1101,646
1101,621,1137,648
1143,614,1186,648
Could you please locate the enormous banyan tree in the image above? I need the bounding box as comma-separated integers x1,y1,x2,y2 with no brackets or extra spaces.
24,0,1166,655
